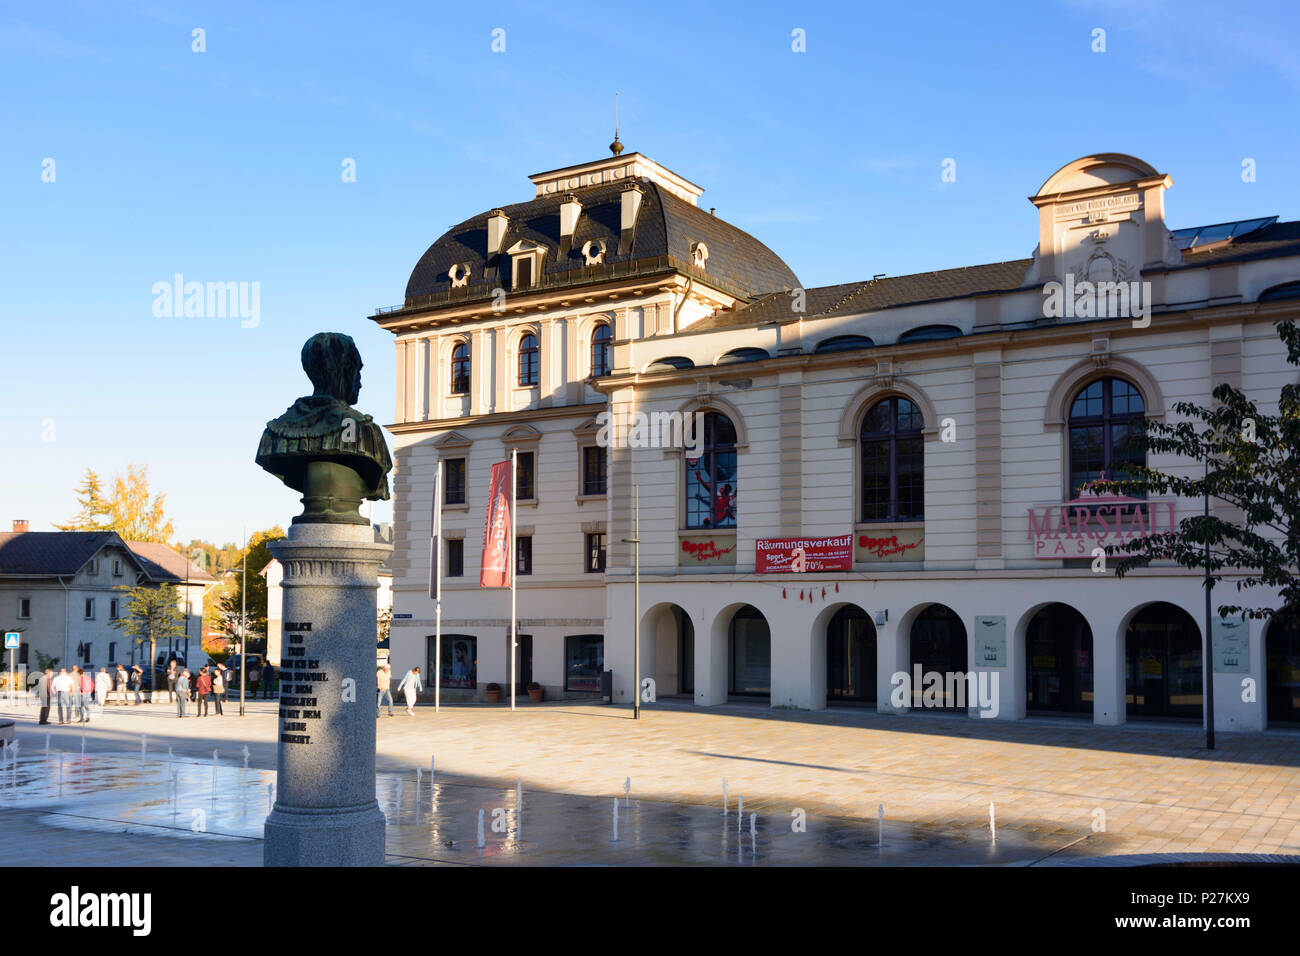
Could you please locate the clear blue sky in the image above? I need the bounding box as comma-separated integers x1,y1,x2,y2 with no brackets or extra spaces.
2,0,1296,546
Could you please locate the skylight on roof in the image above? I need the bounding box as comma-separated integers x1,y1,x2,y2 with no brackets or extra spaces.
1169,216,1276,251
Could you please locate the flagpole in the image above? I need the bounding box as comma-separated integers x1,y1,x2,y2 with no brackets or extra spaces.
510,448,518,712
434,459,443,714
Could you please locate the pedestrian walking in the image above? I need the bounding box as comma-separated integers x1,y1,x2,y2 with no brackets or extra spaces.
175,670,190,718
114,664,129,705
211,666,225,716
95,667,112,716
166,660,178,703
376,662,394,718
261,661,275,699
53,668,74,724
248,663,261,697
397,666,422,716
36,669,52,725
196,667,211,717
216,663,231,708
130,665,144,705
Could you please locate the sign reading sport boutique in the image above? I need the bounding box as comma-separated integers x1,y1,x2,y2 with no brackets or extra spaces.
1027,494,1177,559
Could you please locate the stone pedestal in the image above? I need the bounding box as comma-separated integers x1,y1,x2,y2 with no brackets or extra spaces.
263,523,391,866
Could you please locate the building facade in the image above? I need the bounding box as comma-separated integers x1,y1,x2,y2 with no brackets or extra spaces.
373,150,1300,731
0,524,215,682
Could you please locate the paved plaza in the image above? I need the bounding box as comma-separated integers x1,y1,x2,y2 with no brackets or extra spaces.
1,695,1298,865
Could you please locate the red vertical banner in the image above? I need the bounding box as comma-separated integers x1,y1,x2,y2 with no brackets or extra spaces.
479,460,513,588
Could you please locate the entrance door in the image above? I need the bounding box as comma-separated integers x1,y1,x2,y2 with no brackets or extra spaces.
827,606,877,703
909,604,968,710
676,608,694,695
1026,604,1093,715
519,634,533,688
1125,603,1201,719
1267,617,1300,725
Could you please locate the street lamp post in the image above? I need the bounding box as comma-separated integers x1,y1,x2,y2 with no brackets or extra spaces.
240,529,248,717
621,485,640,719
1204,457,1216,750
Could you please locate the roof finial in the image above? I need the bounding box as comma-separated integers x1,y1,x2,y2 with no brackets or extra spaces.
610,92,624,156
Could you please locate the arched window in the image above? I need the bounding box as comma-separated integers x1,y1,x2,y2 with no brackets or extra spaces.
860,397,923,521
590,323,611,376
518,332,539,386
450,342,470,395
685,412,738,529
1067,377,1145,500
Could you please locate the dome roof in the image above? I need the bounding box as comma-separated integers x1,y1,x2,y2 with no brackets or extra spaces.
404,177,800,304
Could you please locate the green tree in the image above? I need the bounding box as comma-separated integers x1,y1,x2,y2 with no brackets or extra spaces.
219,527,286,640
110,583,187,696
1098,319,1300,624
56,464,174,542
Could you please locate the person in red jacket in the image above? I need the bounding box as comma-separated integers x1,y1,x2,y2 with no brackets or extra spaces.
196,667,212,717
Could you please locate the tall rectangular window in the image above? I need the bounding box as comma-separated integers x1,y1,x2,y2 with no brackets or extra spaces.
516,452,536,500
515,256,533,289
84,598,95,620
18,598,30,618
516,536,532,575
582,445,606,496
585,533,606,573
446,539,464,578
109,598,119,619
444,458,467,505
108,642,116,663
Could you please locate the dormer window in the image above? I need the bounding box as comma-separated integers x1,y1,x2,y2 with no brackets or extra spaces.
505,240,546,291
691,241,709,270
514,256,534,289
582,239,606,266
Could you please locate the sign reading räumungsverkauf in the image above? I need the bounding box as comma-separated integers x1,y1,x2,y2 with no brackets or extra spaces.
755,535,852,573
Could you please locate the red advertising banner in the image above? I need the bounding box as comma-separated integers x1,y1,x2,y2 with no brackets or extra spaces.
755,535,853,573
479,460,513,587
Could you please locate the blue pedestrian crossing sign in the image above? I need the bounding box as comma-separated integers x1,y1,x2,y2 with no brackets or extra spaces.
4,632,19,648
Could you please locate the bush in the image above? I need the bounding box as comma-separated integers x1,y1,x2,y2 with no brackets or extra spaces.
486,682,501,692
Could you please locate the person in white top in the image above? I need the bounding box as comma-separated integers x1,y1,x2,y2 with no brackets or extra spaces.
95,668,113,715
52,669,75,724
397,667,423,716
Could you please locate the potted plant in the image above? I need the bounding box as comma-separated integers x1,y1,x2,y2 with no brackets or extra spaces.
485,682,501,703
527,681,543,703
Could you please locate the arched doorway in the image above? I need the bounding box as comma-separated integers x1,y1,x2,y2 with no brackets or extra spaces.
909,604,967,710
729,605,770,699
1025,604,1093,715
1266,616,1300,726
642,603,695,697
1125,603,1201,720
827,606,876,704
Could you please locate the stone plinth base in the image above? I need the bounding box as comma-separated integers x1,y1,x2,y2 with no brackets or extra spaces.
264,802,387,867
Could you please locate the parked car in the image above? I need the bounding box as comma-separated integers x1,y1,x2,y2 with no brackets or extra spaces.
224,653,265,685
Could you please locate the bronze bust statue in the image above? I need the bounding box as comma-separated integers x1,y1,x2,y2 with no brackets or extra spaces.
256,333,392,524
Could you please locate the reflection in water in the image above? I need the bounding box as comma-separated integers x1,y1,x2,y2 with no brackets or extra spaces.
0,751,1081,866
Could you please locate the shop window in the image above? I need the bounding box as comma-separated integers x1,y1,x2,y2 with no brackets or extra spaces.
684,412,738,529
565,634,603,692
431,634,477,689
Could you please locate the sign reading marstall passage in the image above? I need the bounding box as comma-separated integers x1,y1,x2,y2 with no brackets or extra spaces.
1027,494,1176,559
755,535,853,573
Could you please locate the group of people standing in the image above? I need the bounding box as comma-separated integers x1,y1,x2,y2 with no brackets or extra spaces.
32,658,281,725
35,664,147,724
